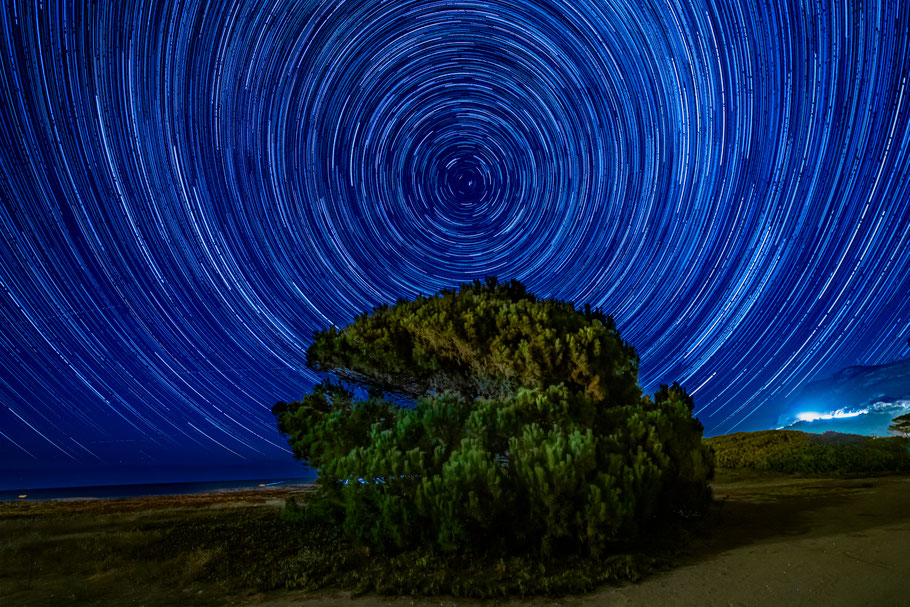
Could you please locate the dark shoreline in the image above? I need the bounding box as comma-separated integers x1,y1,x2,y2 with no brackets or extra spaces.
0,476,316,502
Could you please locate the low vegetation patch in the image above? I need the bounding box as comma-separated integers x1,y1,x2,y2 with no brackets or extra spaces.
271,494,704,597
705,429,910,475
0,490,702,601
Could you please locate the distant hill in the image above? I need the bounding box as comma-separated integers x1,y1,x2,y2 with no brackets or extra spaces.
706,429,910,475
775,358,910,436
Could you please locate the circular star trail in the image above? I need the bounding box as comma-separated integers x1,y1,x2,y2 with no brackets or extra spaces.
1,0,909,474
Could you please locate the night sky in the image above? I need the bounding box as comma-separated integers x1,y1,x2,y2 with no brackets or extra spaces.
2,0,909,489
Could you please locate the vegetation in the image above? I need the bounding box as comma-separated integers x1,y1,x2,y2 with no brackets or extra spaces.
7,473,910,603
273,278,713,579
0,489,701,602
706,430,910,475
889,413,910,437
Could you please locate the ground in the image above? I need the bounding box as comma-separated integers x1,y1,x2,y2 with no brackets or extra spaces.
2,471,908,606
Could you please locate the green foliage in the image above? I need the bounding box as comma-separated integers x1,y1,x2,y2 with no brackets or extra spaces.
305,277,640,403
889,413,910,437
225,499,676,598
706,430,910,475
274,278,712,560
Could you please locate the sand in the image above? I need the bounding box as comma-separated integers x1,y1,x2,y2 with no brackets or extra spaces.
2,473,908,606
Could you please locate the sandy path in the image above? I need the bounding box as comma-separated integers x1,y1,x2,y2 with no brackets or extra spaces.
243,475,910,607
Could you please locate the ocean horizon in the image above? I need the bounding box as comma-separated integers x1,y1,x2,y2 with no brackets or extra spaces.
0,475,317,502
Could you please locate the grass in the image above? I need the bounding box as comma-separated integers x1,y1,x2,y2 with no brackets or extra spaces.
705,429,910,475
0,490,306,605
0,486,702,603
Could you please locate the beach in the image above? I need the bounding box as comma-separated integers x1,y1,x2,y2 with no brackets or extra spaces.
2,472,908,606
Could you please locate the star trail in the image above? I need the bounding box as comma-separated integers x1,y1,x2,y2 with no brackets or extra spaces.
1,0,909,486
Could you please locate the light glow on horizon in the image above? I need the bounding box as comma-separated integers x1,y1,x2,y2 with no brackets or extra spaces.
795,409,866,423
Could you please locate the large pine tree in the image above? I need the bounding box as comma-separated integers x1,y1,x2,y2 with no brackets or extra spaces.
274,278,713,556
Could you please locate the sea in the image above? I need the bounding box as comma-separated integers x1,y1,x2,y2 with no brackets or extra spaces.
0,475,317,502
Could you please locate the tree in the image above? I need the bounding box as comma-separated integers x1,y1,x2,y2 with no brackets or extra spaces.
889,413,910,437
274,278,713,557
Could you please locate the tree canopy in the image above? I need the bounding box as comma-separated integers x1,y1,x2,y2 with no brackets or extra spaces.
274,278,713,557
304,277,639,403
890,413,910,437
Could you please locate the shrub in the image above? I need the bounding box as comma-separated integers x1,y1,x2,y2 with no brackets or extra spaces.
274,278,713,558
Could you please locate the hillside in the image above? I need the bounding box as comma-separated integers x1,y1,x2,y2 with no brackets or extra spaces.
706,429,910,475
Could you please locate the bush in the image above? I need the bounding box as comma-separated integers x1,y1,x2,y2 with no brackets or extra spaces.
274,278,713,558
706,429,910,475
